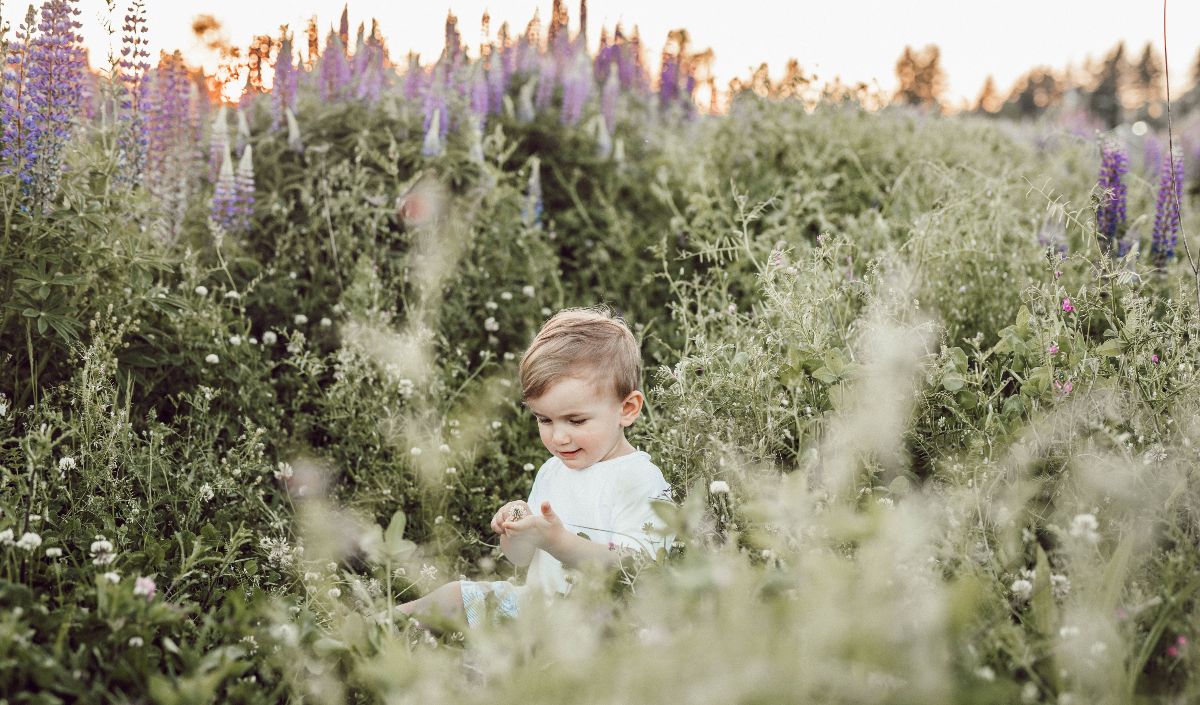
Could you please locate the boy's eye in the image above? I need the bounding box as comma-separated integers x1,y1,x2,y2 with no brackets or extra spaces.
536,418,551,425
569,419,587,426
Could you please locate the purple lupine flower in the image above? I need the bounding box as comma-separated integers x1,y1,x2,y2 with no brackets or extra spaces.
422,64,448,140
535,55,556,110
114,0,151,186
402,52,425,102
1143,134,1162,178
659,56,679,108
560,52,591,126
1151,148,1184,269
488,58,507,115
521,156,542,227
353,25,388,103
24,0,87,206
271,34,296,130
1,7,39,186
144,50,198,239
1097,139,1129,254
210,145,238,232
318,31,351,101
469,64,490,120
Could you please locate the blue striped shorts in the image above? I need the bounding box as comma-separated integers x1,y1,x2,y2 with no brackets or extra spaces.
460,580,522,628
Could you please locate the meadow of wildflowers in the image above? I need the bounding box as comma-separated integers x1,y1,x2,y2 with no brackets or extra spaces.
1,1,1200,703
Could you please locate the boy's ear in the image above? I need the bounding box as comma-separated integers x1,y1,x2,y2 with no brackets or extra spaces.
619,390,644,427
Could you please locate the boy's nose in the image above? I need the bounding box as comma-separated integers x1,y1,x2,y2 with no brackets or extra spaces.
552,425,570,444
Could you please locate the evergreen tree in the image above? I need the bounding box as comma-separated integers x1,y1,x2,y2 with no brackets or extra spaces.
1088,42,1126,128
894,44,946,111
975,75,1000,114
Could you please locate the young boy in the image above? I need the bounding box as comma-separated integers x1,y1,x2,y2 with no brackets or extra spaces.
398,306,673,628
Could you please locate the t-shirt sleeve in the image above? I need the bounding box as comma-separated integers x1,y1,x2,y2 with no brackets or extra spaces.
607,469,674,555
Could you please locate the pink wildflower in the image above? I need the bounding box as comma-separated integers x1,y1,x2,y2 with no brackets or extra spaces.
1167,646,1179,658
1152,354,1160,364
133,575,156,601
1048,343,1059,355
1179,636,1189,647
1054,270,1062,279
1061,298,1075,313
1053,379,1074,396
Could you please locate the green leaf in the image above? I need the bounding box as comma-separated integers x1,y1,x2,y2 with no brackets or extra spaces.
811,367,838,385
384,509,406,546
1095,338,1123,357
940,373,965,392
1031,545,1057,637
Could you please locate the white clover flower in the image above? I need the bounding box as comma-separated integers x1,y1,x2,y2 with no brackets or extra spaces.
228,335,242,346
975,666,995,681
90,537,115,565
102,571,121,584
45,547,62,558
303,571,320,582
194,285,209,296
540,307,552,316
1069,513,1100,543
0,528,16,546
327,587,341,599
273,462,294,480
503,352,515,361
484,317,499,332
500,291,513,301
1051,573,1071,599
1021,682,1039,704
1010,579,1033,601
199,483,215,502
445,467,457,475
485,300,498,311
410,447,422,456
420,564,438,581
128,636,144,647
434,515,444,525
205,353,220,364
59,456,76,471
224,290,241,299
491,421,502,430
709,480,730,495
28,514,40,522
294,314,308,325
319,317,332,328
523,463,535,471
438,443,451,453
262,331,278,345
0,393,9,418
15,532,42,551
522,285,536,297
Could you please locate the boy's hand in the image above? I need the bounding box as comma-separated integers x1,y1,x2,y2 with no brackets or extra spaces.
491,500,533,536
501,501,566,553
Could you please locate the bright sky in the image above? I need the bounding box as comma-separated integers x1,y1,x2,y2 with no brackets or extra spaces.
61,0,1200,105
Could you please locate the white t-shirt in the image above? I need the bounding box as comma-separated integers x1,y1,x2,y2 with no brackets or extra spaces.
524,450,673,596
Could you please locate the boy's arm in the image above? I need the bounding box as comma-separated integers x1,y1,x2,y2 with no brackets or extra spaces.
503,501,621,571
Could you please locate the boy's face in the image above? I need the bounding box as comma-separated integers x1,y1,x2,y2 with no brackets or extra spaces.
525,374,643,470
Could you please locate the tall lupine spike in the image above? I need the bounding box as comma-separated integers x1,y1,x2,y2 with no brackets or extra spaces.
285,107,304,153
115,0,151,187
318,31,351,101
1,7,39,186
421,109,441,157
1151,148,1184,270
271,33,295,130
1096,139,1129,255
402,52,424,101
145,50,198,240
535,55,556,109
207,105,229,183
488,56,507,115
469,63,490,120
422,64,448,138
522,156,542,228
209,144,238,233
234,144,255,233
560,50,591,125
25,0,87,207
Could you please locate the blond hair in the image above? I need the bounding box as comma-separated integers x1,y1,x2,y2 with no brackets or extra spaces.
519,306,641,401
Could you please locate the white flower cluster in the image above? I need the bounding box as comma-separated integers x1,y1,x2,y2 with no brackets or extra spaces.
58,456,77,472
199,483,215,502
1068,513,1100,543
262,331,278,345
273,462,294,480
484,317,499,332
259,536,300,569
0,393,8,418
15,532,42,551
91,535,116,565
709,480,730,495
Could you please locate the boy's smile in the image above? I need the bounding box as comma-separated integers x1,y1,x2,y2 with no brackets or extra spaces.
525,373,644,470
